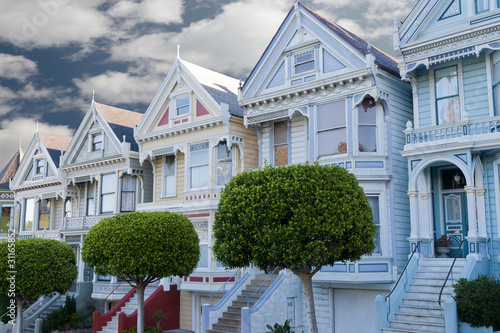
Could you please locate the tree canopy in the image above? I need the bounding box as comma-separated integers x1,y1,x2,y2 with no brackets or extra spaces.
213,163,376,333
82,211,200,333
0,238,77,333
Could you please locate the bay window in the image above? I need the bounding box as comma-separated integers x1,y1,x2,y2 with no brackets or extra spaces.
216,142,232,186
24,198,34,231
367,196,381,254
435,66,460,124
87,183,95,216
190,143,209,188
121,175,136,212
358,98,377,152
196,227,209,269
38,199,50,230
101,174,116,214
163,155,176,196
317,100,347,157
274,121,288,166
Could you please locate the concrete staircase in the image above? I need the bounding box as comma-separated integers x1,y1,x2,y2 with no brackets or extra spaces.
206,271,279,333
96,286,156,333
383,258,466,333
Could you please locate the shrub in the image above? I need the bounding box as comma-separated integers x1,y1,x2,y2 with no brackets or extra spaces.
42,295,78,333
453,275,500,330
121,327,159,333
266,320,295,333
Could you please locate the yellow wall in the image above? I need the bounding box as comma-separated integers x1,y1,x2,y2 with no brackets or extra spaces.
179,290,192,330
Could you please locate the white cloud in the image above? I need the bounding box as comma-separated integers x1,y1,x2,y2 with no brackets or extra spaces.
108,0,184,25
0,117,73,169
0,54,38,81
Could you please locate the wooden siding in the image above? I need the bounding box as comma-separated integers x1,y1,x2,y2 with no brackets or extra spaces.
417,70,431,128
261,122,270,166
52,199,64,230
153,152,185,205
463,54,489,120
179,290,192,330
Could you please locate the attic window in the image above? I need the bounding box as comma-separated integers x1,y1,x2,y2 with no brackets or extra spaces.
176,97,190,116
35,159,44,175
92,133,103,151
475,0,489,13
294,50,315,75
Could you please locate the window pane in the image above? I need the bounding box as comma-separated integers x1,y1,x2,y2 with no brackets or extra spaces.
274,145,288,166
190,143,209,188
217,143,232,162
274,121,288,145
295,61,315,74
24,198,34,231
87,198,95,216
39,199,50,229
164,155,175,175
367,197,381,254
358,98,376,125
495,85,500,116
437,96,460,124
191,165,209,188
197,245,209,268
318,128,347,157
122,175,135,191
36,159,44,174
493,58,500,84
446,195,461,222
101,174,116,194
121,192,135,212
164,174,176,196
295,50,315,74
177,97,190,115
93,134,103,151
317,100,346,130
217,143,232,186
164,156,176,196
65,200,72,218
476,0,489,12
1,207,11,232
101,194,115,213
435,66,458,98
359,126,377,152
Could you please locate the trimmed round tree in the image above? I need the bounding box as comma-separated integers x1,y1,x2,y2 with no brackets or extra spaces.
81,211,200,333
0,238,77,333
213,163,376,333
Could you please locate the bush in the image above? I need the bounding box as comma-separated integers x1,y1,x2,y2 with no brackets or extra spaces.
453,275,500,330
266,320,295,333
42,296,78,333
121,327,159,333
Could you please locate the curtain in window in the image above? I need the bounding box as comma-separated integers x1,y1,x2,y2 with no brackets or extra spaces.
101,174,116,213
190,143,209,188
368,196,381,254
87,183,95,216
65,199,72,218
163,155,176,196
435,66,460,124
358,98,377,152
121,175,136,212
24,198,34,231
317,100,347,157
38,199,50,230
217,143,232,186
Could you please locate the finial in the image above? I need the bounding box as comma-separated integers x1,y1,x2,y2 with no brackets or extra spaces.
92,89,95,102
36,121,39,132
177,45,180,59
19,138,22,150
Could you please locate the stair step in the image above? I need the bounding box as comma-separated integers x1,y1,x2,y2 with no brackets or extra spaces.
389,320,445,333
212,323,241,332
218,317,241,326
399,305,442,316
222,311,241,319
405,291,450,300
395,313,444,324
409,285,453,293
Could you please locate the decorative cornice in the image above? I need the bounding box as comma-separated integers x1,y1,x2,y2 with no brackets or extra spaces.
11,180,62,192
62,157,126,172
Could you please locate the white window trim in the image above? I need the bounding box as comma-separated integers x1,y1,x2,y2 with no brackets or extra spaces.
88,129,104,153
355,98,382,156
170,90,193,120
215,142,234,188
100,173,117,214
161,154,177,198
314,99,349,160
187,142,211,191
361,187,388,257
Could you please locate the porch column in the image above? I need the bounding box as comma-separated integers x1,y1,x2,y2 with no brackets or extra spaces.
475,188,487,238
465,186,478,239
419,192,432,239
77,247,85,283
408,190,419,239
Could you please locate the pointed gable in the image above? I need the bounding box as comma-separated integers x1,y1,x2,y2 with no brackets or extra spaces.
0,149,23,189
38,132,72,168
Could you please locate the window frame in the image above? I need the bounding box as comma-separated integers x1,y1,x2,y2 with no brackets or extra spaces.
100,173,116,214
23,198,35,231
216,142,233,187
357,98,378,154
189,142,210,189
434,65,461,125
316,99,348,159
194,222,209,270
35,159,45,175
91,133,103,151
38,198,51,230
293,49,316,76
162,155,176,197
367,196,381,255
120,174,136,212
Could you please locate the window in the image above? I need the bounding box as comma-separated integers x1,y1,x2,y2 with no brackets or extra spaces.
64,199,72,218
367,196,381,254
1,206,12,232
358,98,377,152
24,198,34,231
492,53,500,115
176,97,190,116
475,0,489,13
36,159,44,175
38,199,50,230
87,183,95,216
274,121,288,166
317,100,347,157
101,174,116,214
217,143,232,186
121,175,136,212
294,50,315,75
92,133,103,151
163,155,176,196
196,227,209,269
435,66,460,124
190,143,209,188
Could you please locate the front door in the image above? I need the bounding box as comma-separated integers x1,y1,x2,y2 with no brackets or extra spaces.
443,192,468,257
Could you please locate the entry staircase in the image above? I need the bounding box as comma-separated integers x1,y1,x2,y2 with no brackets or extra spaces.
206,271,279,333
96,286,156,333
383,258,466,333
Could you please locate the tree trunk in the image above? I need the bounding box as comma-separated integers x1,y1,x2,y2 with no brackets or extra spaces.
15,298,25,333
299,274,318,333
136,282,145,333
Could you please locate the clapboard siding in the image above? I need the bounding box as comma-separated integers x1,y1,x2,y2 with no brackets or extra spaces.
417,71,431,128
463,54,489,120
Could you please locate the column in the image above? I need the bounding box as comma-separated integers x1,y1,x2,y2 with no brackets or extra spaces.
77,247,85,283
475,188,487,238
419,192,432,240
465,185,478,239
408,190,419,240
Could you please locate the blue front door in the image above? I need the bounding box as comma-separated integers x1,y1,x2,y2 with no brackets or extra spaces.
443,192,468,257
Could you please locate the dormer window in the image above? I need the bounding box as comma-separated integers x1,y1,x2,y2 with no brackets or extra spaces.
35,159,44,175
294,50,315,75
92,133,103,151
475,0,489,13
176,96,190,116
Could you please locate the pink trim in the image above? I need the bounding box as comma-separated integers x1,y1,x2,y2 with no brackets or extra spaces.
93,287,136,333
189,276,203,282
174,120,181,125
213,277,235,283
196,100,210,117
157,107,169,126
182,118,189,123
186,213,210,218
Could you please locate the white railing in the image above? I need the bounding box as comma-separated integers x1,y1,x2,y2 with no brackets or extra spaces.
18,229,61,240
405,117,500,145
63,215,115,230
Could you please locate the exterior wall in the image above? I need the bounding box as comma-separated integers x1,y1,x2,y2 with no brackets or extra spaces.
179,290,193,330
228,117,259,170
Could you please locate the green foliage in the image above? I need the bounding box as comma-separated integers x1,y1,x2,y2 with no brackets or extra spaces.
42,296,79,333
152,310,167,328
266,320,295,333
121,327,159,333
453,275,500,330
0,238,77,300
82,211,200,283
213,163,376,274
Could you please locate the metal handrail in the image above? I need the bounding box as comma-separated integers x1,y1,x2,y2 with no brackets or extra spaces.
438,239,465,306
385,241,421,301
246,267,279,307
209,269,241,306
95,279,125,312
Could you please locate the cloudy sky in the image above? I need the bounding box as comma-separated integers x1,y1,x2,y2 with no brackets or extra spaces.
0,0,416,168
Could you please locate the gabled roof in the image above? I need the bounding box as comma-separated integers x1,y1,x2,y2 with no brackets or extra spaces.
94,102,143,152
0,148,23,189
38,132,72,168
182,60,243,117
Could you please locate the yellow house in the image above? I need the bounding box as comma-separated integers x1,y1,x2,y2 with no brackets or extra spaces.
134,56,258,332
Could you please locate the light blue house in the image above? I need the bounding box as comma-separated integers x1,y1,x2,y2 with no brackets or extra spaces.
376,0,500,332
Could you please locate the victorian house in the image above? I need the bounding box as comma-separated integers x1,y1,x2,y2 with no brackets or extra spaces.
232,2,413,332
0,148,23,239
134,56,258,333
374,0,500,332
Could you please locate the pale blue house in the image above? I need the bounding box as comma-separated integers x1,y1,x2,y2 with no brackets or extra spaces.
376,0,500,332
